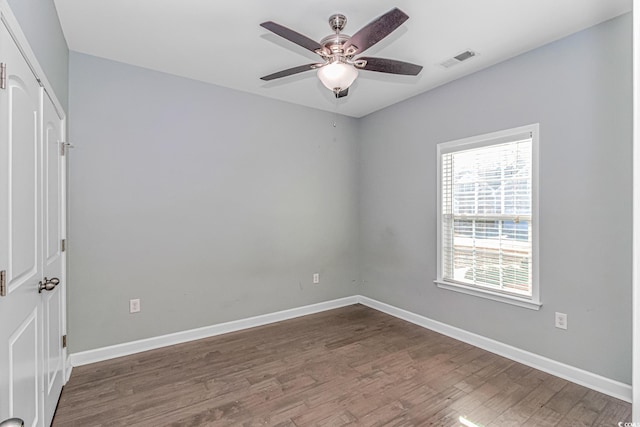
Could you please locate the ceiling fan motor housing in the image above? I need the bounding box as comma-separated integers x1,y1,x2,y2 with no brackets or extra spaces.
320,33,352,56
320,14,358,59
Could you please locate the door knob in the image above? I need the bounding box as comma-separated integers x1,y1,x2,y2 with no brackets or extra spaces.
0,418,24,427
38,277,60,293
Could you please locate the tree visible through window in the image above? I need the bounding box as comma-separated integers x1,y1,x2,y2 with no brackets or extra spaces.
437,125,539,307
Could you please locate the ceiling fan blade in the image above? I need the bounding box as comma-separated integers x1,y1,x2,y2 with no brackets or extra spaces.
344,8,409,55
358,57,423,75
336,88,349,98
260,21,326,54
260,64,319,81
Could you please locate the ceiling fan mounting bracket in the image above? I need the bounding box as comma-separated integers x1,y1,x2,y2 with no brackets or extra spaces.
328,14,347,33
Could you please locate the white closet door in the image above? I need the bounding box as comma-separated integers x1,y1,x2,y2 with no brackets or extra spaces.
0,20,45,427
41,90,65,426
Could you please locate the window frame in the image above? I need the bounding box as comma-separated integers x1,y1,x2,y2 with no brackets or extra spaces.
435,124,541,310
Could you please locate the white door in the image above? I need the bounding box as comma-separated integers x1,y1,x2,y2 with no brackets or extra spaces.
41,90,65,426
0,20,44,427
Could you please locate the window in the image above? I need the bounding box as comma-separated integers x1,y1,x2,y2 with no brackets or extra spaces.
436,124,540,310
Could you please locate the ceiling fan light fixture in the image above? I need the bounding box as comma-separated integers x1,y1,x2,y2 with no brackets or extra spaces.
260,8,421,98
317,62,358,92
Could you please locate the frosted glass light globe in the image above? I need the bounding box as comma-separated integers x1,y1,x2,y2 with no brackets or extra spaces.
317,62,358,91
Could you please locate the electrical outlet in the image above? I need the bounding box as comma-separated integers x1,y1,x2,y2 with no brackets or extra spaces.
313,273,320,284
555,312,567,330
130,298,141,314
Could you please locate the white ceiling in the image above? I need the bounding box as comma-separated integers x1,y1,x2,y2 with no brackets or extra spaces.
53,0,632,118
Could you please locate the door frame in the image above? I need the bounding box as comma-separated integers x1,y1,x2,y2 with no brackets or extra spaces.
0,0,69,395
633,0,639,421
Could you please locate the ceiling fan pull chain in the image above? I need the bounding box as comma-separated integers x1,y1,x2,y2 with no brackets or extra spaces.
333,93,339,128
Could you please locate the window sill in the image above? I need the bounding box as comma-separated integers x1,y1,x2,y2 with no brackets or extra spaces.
434,280,542,310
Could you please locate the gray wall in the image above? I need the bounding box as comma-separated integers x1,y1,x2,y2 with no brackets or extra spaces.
68,52,360,352
358,14,632,383
7,0,69,111
67,13,632,384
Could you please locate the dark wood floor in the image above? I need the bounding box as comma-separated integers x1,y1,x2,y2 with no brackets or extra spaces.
53,304,631,426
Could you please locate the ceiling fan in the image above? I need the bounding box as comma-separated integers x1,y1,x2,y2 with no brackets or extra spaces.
260,8,423,98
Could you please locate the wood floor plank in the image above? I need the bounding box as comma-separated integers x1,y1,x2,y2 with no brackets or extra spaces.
450,381,501,413
521,406,564,427
488,383,556,426
542,382,590,416
52,304,631,426
462,404,502,426
592,400,633,427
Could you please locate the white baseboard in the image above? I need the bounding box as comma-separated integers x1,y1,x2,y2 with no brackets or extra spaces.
67,294,631,403
65,357,73,383
69,296,358,367
357,296,632,403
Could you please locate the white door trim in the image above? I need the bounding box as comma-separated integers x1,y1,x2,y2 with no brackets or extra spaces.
633,0,639,421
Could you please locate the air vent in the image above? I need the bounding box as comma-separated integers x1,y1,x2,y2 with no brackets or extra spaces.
439,50,478,69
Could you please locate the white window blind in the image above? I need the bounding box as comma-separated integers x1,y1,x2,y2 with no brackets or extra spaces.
441,133,533,298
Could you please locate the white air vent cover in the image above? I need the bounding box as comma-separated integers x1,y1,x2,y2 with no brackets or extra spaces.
439,50,478,68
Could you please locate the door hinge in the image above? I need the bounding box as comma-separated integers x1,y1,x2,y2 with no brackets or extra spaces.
0,270,6,297
62,335,67,348
60,142,74,156
0,63,6,90
61,239,66,252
